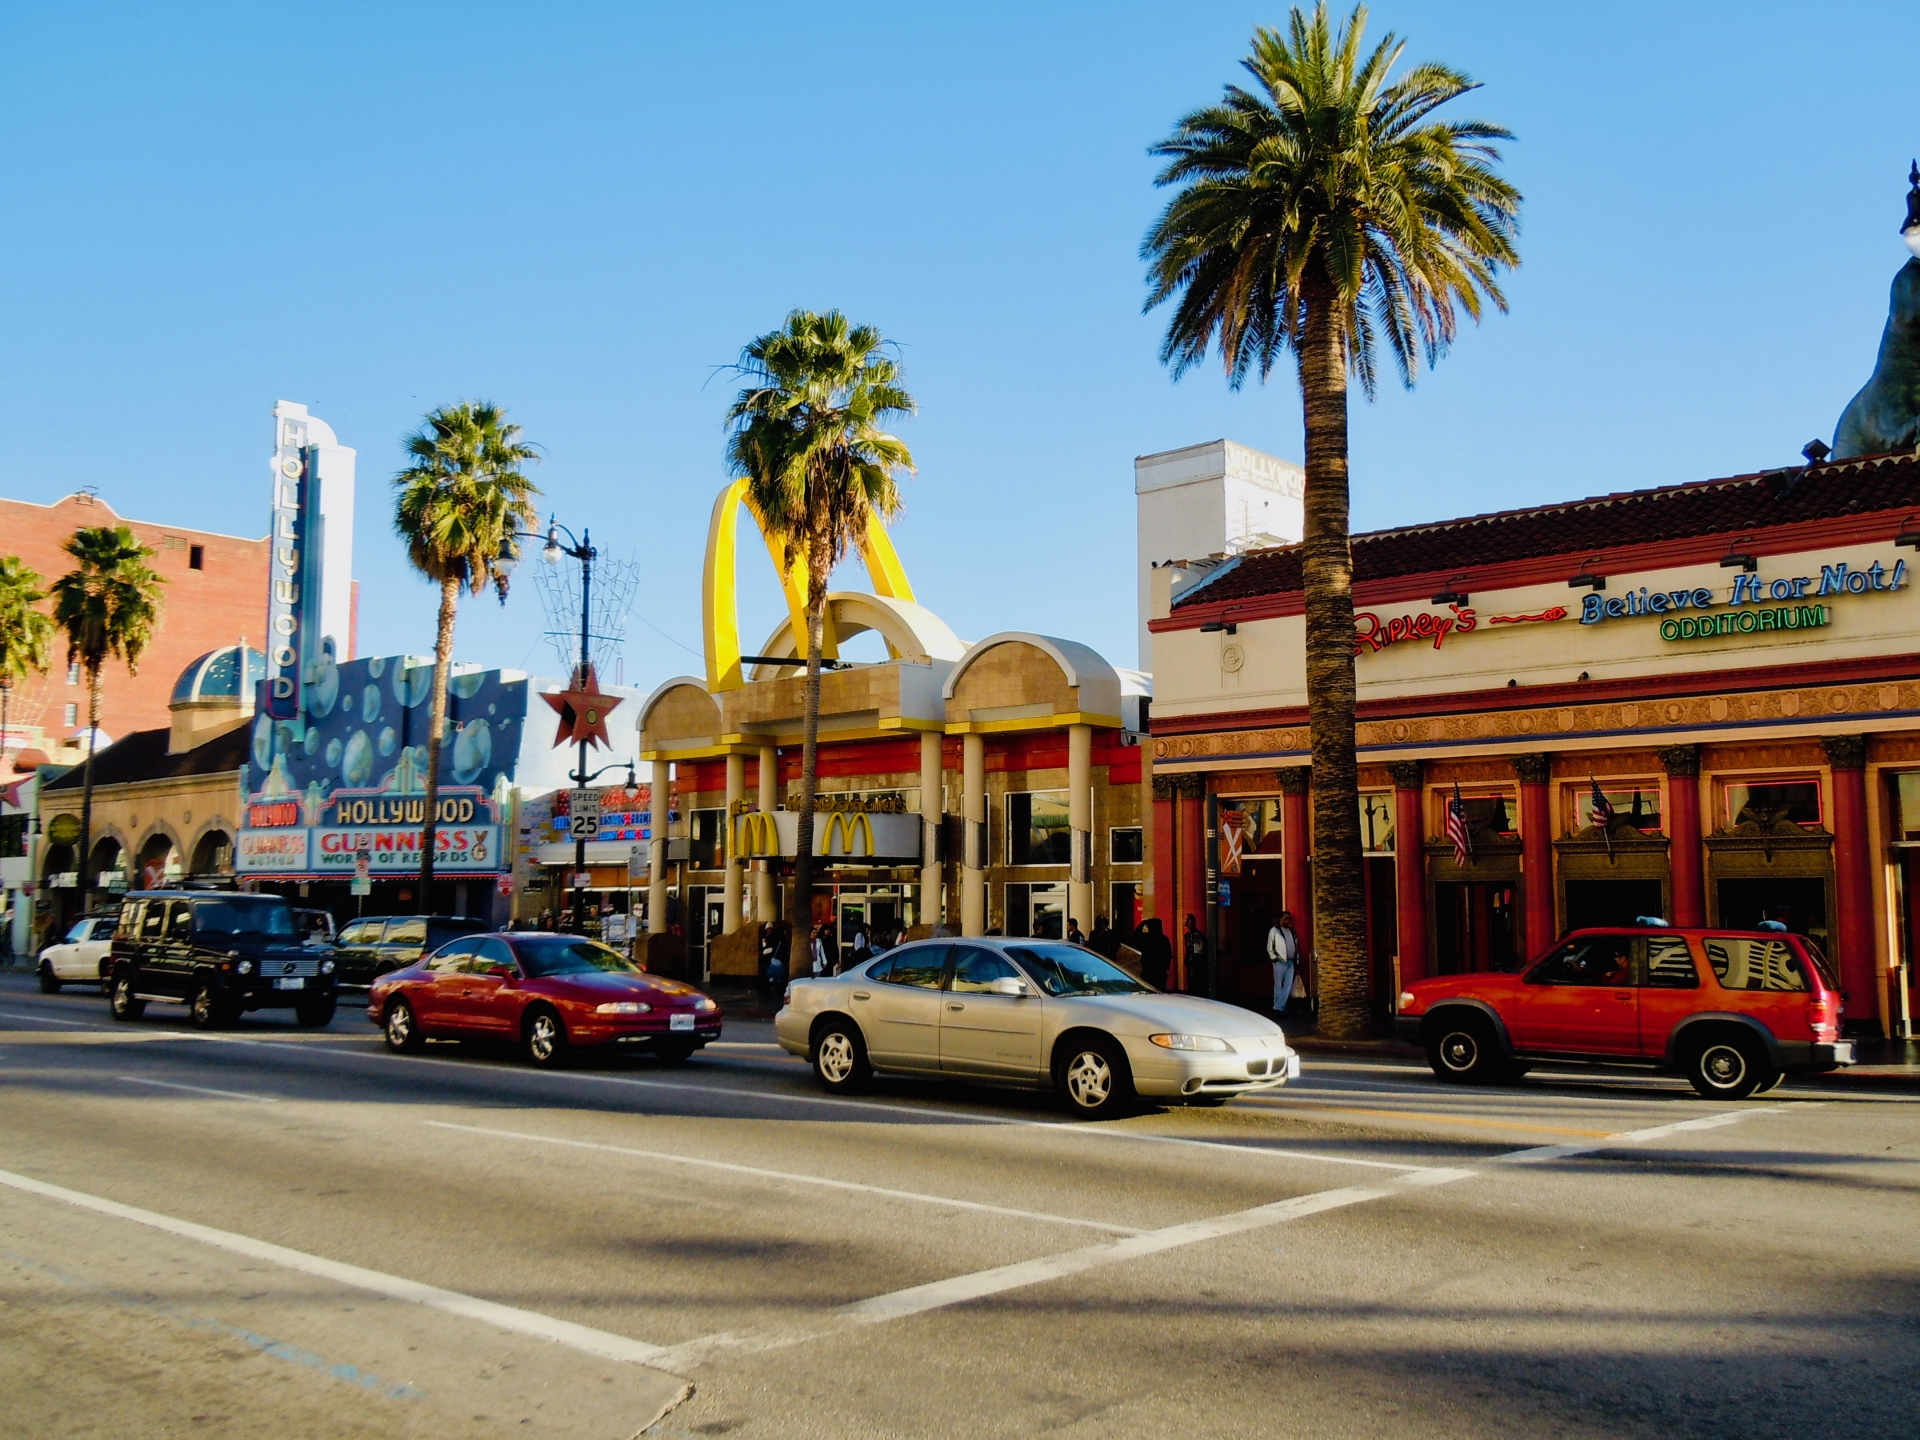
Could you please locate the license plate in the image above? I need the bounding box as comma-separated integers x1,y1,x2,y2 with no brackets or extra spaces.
274,976,306,991
669,1013,694,1031
1284,1053,1301,1079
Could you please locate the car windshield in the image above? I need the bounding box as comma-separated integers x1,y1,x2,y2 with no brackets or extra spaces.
512,936,641,977
1008,944,1150,997
190,899,296,937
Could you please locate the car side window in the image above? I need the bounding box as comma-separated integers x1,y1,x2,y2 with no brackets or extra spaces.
387,918,428,946
117,902,142,939
472,937,516,973
1642,937,1700,989
139,902,167,941
336,920,375,946
862,954,895,982
884,945,949,989
166,902,194,941
64,919,89,943
1704,937,1809,993
1530,936,1632,986
426,938,478,973
950,947,1020,993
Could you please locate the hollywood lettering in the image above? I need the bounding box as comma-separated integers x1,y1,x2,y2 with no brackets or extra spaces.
329,796,480,826
247,801,299,828
1354,605,1476,654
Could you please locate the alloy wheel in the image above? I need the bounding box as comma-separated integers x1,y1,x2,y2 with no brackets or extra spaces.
817,1031,856,1084
528,1013,559,1063
386,1006,411,1046
1065,1049,1112,1109
1700,1043,1746,1091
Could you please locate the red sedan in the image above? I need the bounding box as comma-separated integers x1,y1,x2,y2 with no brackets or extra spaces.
367,932,722,1067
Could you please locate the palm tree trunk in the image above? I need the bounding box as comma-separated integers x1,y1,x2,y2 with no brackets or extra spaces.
416,577,460,914
77,668,101,914
1297,272,1370,1039
790,531,831,944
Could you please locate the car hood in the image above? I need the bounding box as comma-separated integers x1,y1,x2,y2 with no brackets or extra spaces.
1056,992,1286,1039
1406,974,1524,1005
530,970,705,1004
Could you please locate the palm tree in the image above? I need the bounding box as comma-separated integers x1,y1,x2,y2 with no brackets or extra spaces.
725,311,915,924
0,556,55,772
393,402,541,911
1142,3,1520,1036
50,527,165,911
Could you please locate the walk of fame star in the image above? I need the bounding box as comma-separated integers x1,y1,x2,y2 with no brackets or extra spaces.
542,665,622,750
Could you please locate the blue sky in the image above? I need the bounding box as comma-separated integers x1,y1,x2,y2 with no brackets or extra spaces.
0,1,1913,681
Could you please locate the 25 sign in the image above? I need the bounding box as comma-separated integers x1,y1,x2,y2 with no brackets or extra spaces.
568,788,601,841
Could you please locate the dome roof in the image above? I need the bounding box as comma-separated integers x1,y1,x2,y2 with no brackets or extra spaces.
172,645,268,706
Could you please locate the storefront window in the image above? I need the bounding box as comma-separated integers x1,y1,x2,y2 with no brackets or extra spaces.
1110,881,1141,931
1571,782,1662,833
1110,826,1143,864
688,808,724,868
1447,791,1517,838
1888,773,1920,841
1723,779,1821,830
1007,791,1070,865
1359,793,1394,854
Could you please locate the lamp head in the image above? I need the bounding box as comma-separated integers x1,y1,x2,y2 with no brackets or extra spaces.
494,533,518,577
542,523,563,566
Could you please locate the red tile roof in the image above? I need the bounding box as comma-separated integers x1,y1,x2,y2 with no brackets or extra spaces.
1173,450,1920,610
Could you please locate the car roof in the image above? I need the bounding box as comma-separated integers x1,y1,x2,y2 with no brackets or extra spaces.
122,890,286,901
1563,925,1812,938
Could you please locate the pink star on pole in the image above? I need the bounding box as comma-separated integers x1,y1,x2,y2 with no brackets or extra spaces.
542,665,622,751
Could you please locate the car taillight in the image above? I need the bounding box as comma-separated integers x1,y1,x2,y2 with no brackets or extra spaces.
1806,1001,1832,1030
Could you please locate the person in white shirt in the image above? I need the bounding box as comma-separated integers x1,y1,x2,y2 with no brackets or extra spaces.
1267,910,1299,1015
811,925,831,977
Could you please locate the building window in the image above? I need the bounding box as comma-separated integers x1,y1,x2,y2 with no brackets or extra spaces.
688,808,724,868
1359,793,1395,853
1110,881,1141,931
1888,773,1920,841
66,662,79,686
189,544,204,570
1110,826,1143,864
1443,790,1517,838
1007,790,1070,866
1570,781,1662,833
1003,881,1067,937
1724,778,1821,831
63,703,78,727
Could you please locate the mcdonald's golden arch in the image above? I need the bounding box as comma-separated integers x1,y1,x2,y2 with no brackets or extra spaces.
735,811,780,858
824,811,874,857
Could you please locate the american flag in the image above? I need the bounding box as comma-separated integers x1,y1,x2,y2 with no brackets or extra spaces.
1589,775,1615,831
1445,783,1473,868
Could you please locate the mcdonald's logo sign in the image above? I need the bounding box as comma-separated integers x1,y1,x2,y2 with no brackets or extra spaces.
735,811,781,858
823,811,874,857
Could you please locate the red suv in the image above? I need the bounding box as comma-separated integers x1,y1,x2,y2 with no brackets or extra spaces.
1396,926,1855,1099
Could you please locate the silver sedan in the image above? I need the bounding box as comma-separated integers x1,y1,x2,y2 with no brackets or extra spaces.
774,937,1299,1119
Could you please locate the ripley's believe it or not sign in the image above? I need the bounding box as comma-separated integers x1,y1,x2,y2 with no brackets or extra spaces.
1353,555,1905,656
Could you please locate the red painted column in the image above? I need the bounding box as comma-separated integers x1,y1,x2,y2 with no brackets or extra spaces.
1389,761,1428,986
1660,745,1705,928
1151,780,1177,926
1825,736,1879,1033
1278,766,1312,959
1513,754,1555,962
1176,776,1205,989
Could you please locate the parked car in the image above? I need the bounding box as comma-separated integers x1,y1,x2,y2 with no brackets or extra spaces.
294,908,337,945
332,914,488,986
368,931,722,1067
775,937,1300,1119
1396,925,1855,1099
106,890,339,1029
37,913,119,993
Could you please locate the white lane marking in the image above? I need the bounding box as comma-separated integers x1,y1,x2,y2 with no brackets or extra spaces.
0,1166,675,1368
1498,1105,1800,1164
119,1075,280,1103
0,1009,106,1028
702,1042,786,1051
424,1120,1145,1236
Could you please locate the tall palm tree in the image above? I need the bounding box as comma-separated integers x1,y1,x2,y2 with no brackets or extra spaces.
0,556,55,772
1142,3,1520,1036
50,527,165,910
725,311,915,925
394,402,541,911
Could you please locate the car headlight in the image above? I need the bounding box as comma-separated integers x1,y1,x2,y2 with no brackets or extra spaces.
237,959,253,975
694,996,717,1012
1148,1033,1230,1052
320,959,335,975
1398,991,1417,1010
596,1001,651,1014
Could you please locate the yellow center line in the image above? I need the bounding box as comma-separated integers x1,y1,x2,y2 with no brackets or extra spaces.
1244,1097,1615,1138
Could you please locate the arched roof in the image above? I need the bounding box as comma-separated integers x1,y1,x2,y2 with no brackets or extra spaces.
942,632,1124,726
172,646,268,705
749,593,966,680
637,676,723,754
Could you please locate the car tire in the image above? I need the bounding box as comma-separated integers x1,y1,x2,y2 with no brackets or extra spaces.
524,1006,569,1068
1055,1034,1134,1120
1686,1032,1771,1100
1427,1014,1501,1084
37,962,61,994
655,1039,698,1065
384,998,423,1052
189,982,231,1030
810,1018,871,1093
1756,1068,1788,1095
295,996,336,1029
109,973,145,1023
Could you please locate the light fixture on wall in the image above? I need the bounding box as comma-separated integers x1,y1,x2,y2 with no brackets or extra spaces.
1568,556,1606,590
1430,577,1471,606
1718,549,1757,573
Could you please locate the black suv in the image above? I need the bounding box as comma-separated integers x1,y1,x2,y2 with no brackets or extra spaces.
107,891,339,1029
332,915,489,986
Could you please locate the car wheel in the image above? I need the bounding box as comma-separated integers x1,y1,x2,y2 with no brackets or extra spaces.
1056,1034,1133,1120
189,982,231,1030
1756,1068,1788,1095
295,996,336,1028
384,998,423,1052
37,962,61,994
655,1039,697,1065
524,1007,568,1068
1427,1015,1501,1084
109,973,145,1023
1686,1032,1770,1100
810,1018,871,1093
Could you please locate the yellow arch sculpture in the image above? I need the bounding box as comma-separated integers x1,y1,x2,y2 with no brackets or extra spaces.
702,477,916,691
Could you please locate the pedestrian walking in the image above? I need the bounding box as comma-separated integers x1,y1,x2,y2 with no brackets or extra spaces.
811,924,830,977
1066,918,1085,945
851,923,871,967
1087,916,1116,958
1267,910,1300,1015
1183,914,1204,990
1136,917,1173,990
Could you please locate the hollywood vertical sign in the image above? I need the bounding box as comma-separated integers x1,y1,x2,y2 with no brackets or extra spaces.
266,410,313,721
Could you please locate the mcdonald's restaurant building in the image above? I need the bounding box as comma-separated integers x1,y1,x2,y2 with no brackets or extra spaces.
633,480,1150,978
1147,449,1920,1040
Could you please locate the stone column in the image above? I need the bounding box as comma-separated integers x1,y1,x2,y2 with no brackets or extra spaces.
756,744,777,925
1175,773,1205,985
722,751,744,935
1389,760,1427,985
961,732,986,936
647,758,670,935
1278,766,1312,958
1068,723,1093,934
920,730,943,932
1659,745,1704,927
1151,775,1177,928
1824,734,1880,1033
1512,753,1555,961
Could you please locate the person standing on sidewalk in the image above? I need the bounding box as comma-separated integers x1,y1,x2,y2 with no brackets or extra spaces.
1182,915,1204,992
1268,910,1300,1016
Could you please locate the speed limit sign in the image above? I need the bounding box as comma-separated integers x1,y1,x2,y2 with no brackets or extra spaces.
568,789,601,841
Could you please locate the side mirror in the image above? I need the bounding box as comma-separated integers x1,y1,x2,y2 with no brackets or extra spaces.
988,976,1032,998
489,964,516,980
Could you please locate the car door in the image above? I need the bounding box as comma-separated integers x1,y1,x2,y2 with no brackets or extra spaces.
333,920,381,984
411,938,479,1028
858,943,950,1071
1508,933,1637,1053
149,900,198,998
1635,934,1703,1058
939,946,1045,1079
447,937,520,1035
49,917,92,979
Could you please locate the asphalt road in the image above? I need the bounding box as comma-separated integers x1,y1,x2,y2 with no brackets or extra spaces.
2,972,1916,1440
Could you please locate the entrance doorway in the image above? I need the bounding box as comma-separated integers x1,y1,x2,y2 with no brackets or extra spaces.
834,889,912,967
1002,883,1067,940
1434,882,1519,974
1566,879,1664,933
